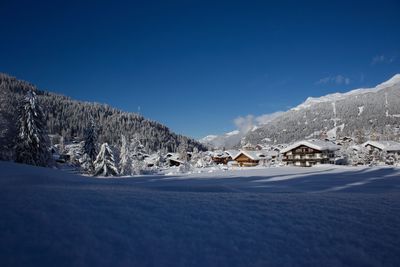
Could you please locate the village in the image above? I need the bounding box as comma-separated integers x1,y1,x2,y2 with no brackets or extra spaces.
51,135,400,177
207,138,400,168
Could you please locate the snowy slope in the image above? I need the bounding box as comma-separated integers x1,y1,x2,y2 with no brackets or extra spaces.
293,74,400,111
1,161,400,267
245,74,400,144
200,113,283,149
199,130,243,149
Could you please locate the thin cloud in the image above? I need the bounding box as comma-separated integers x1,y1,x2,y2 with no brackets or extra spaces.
371,54,396,65
316,75,351,85
234,115,255,134
233,111,284,134
255,111,284,125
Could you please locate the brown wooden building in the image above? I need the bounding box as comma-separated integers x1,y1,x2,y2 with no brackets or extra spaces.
211,150,239,165
281,140,339,167
362,141,400,154
233,150,277,167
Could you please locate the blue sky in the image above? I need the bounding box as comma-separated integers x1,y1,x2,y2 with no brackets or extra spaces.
1,0,399,139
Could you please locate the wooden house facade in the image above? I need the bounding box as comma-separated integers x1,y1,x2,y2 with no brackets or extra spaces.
233,150,277,167
281,140,339,167
362,141,400,154
211,150,239,165
211,153,232,165
234,153,260,167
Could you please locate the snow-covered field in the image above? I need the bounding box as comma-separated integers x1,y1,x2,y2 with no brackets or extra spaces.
1,162,400,266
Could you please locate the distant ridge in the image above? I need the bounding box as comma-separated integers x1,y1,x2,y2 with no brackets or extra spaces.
245,74,400,145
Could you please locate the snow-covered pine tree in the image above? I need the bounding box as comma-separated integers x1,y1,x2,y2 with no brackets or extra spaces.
177,140,189,162
15,90,51,166
59,136,65,154
0,88,10,159
119,134,132,175
82,118,98,173
0,83,19,160
358,147,372,166
130,135,146,175
93,143,118,177
189,147,206,168
370,149,384,166
132,159,145,175
130,135,147,159
177,140,192,173
153,150,164,168
384,152,396,165
395,153,400,167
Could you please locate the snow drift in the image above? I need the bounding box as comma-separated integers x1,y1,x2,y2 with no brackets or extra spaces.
1,162,400,266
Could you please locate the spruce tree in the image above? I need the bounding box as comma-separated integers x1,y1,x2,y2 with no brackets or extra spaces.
15,90,51,166
0,89,9,158
93,143,118,176
119,134,131,175
130,135,146,175
82,118,98,173
0,84,18,160
178,141,189,162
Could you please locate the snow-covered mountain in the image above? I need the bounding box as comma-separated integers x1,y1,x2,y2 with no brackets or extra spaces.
199,130,244,149
293,74,400,111
202,75,400,148
200,112,283,149
244,74,400,145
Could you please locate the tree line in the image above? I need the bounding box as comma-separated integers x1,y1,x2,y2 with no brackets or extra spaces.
0,73,207,162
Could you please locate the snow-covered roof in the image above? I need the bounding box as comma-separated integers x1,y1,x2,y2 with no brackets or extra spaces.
211,150,229,158
168,154,185,164
224,150,240,158
164,153,184,163
350,145,362,151
255,144,269,150
144,154,160,164
210,150,240,159
233,150,277,161
362,141,400,152
280,140,340,154
242,143,255,150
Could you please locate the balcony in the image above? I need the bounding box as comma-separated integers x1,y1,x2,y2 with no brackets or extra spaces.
283,155,330,162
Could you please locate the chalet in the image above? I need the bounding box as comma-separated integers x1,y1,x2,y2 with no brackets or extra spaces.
255,144,266,151
233,150,277,167
362,141,400,154
169,156,184,167
281,140,340,167
225,150,240,159
242,143,256,151
268,151,279,164
256,144,283,153
164,153,184,166
164,151,192,166
335,136,353,146
211,150,239,164
144,153,161,168
211,151,231,164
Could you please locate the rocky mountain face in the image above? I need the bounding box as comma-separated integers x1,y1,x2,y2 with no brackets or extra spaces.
244,74,400,145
